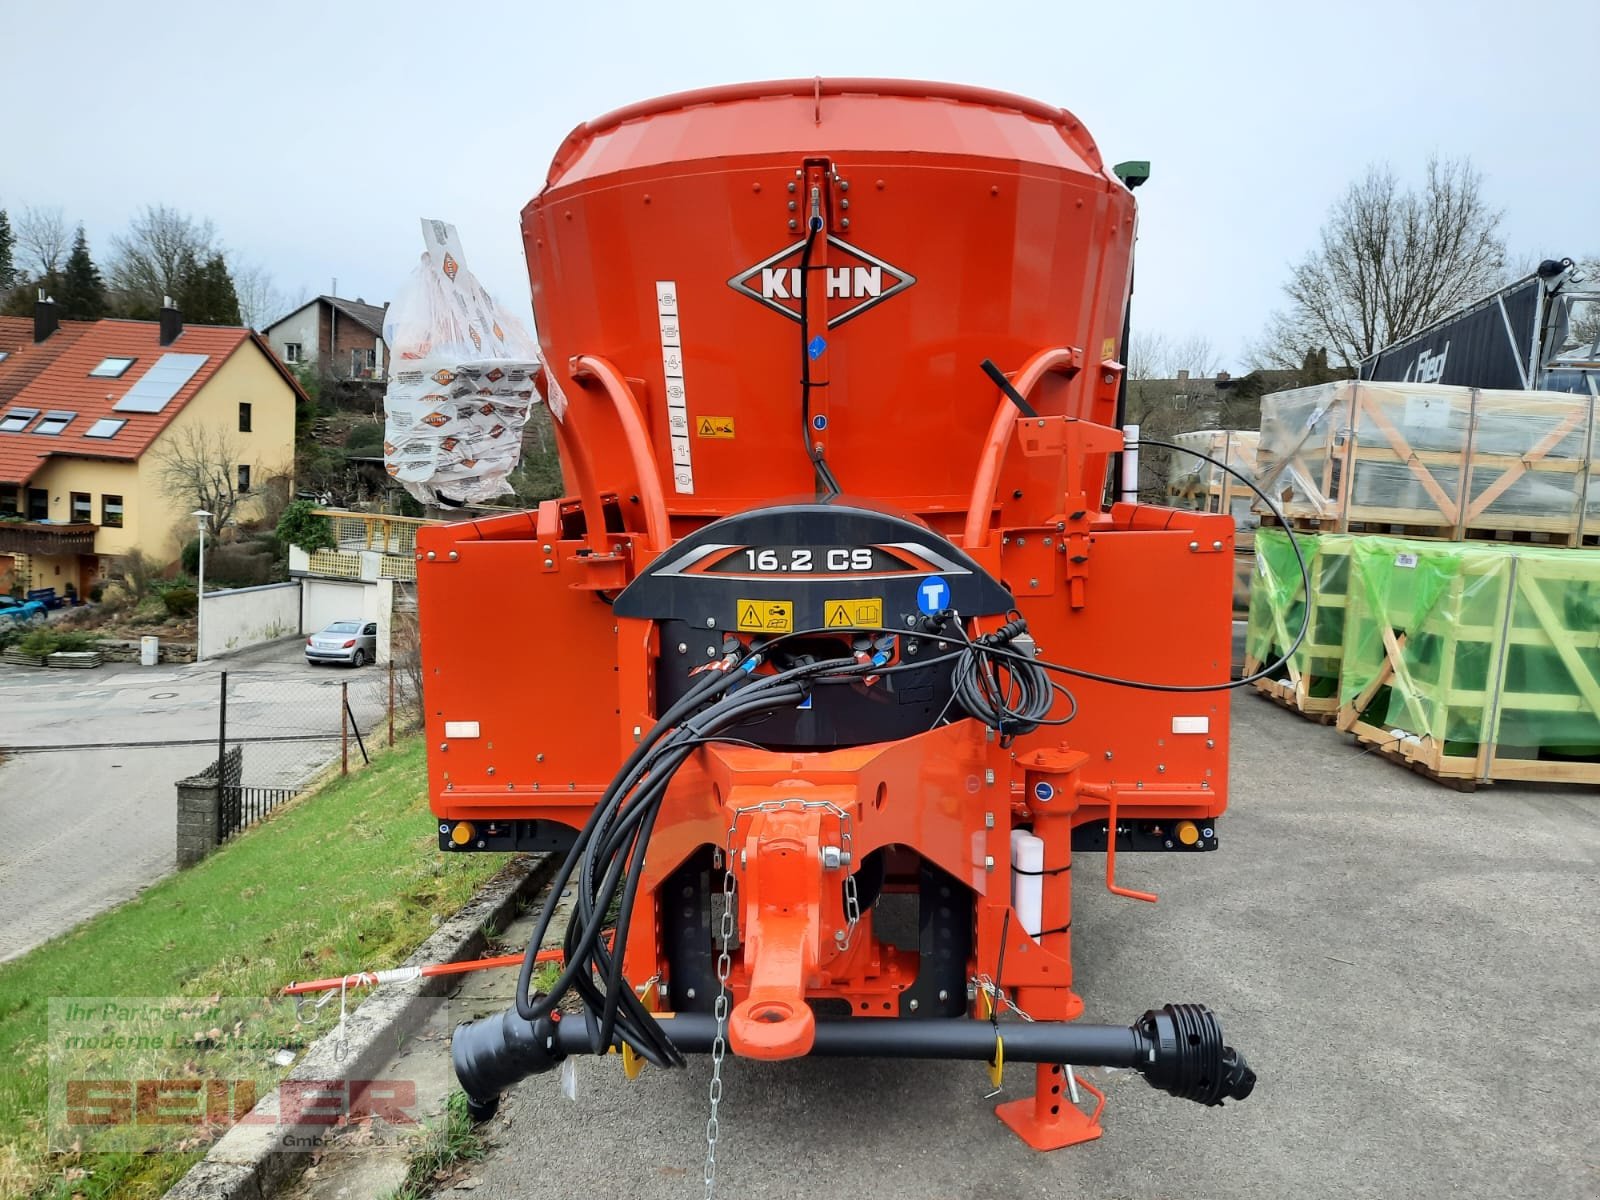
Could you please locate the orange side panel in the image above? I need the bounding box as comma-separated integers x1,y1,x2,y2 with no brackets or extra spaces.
418,530,625,820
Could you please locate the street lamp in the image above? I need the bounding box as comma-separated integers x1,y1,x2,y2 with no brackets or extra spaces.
193,509,212,661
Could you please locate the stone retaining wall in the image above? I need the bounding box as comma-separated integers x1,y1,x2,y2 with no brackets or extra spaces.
99,639,198,664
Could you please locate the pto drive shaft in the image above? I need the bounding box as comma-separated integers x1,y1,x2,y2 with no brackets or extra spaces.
452,1002,1255,1120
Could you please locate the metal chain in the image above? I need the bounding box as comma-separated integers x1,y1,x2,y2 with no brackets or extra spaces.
972,973,1034,1022
703,798,861,1197
704,842,735,1199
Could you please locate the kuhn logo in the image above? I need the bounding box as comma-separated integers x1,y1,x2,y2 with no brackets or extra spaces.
728,236,915,327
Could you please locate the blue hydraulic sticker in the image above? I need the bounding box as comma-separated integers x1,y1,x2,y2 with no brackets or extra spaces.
916,575,950,615
1033,781,1055,802
797,694,813,710
808,335,827,360
811,414,828,431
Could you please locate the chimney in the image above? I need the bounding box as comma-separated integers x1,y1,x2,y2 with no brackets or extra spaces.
1176,369,1190,384
159,296,183,346
34,291,59,343
1216,371,1231,382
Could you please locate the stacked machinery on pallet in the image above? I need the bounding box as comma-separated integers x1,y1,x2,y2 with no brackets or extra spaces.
1166,428,1260,612
1246,352,1600,782
420,80,1255,1165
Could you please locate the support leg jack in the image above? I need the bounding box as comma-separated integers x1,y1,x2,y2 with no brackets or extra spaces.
996,1063,1106,1150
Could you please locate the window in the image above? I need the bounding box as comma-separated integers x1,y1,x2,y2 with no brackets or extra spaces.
0,408,39,433
27,488,49,521
101,494,124,528
83,418,127,439
284,343,302,364
33,411,76,436
0,351,8,363
237,464,251,493
239,402,252,433
352,348,376,375
364,623,377,636
88,357,136,378
0,486,17,515
70,493,91,523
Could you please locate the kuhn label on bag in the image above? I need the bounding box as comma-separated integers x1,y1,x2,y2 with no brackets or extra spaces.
728,235,915,328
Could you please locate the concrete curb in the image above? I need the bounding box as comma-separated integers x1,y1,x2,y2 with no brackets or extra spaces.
163,853,551,1200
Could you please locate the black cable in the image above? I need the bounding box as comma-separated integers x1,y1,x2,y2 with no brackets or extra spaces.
515,661,744,1025
516,651,878,1065
935,437,1313,695
797,214,841,499
948,617,1062,742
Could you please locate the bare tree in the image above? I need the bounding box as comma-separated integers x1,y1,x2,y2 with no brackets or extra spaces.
157,425,254,537
232,261,291,330
108,204,219,315
1255,156,1505,369
1128,330,1222,380
15,205,71,280
1122,331,1230,499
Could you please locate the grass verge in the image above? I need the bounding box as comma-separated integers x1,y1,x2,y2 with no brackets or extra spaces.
380,1091,486,1200
0,737,504,1200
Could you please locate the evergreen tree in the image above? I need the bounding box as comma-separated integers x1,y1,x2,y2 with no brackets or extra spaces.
0,209,14,291
58,226,107,320
175,250,242,325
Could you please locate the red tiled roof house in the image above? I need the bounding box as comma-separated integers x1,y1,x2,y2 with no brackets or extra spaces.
0,299,301,596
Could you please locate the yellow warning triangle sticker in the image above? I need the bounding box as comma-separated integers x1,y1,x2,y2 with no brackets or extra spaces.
826,604,851,627
699,418,715,435
740,603,761,627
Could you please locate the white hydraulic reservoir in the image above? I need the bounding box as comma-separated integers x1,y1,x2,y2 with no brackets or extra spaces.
1010,829,1045,937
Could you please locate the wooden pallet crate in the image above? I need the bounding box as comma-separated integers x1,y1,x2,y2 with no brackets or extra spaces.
1244,528,1352,721
1255,382,1600,543
1168,430,1261,613
1167,429,1260,524
1335,537,1600,785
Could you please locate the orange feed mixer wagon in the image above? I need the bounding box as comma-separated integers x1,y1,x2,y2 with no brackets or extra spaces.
433,79,1255,1156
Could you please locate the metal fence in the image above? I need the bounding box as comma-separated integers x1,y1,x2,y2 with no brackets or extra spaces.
207,652,424,843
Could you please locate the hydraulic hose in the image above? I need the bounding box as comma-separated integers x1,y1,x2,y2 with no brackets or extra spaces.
513,651,867,1068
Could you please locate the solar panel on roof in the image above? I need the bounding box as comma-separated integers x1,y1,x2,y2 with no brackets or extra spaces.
113,353,210,414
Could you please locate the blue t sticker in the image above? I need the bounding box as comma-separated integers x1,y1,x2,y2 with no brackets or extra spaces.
1033,781,1055,802
916,575,950,615
808,335,827,360
811,414,828,431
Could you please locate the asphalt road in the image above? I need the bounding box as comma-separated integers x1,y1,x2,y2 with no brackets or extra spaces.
453,692,1599,1200
0,639,391,961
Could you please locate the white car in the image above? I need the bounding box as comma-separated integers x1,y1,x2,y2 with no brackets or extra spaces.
306,620,377,667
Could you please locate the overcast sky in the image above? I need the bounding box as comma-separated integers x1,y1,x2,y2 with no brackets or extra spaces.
2,0,1590,370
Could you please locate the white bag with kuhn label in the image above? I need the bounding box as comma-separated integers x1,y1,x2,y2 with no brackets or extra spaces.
383,219,541,505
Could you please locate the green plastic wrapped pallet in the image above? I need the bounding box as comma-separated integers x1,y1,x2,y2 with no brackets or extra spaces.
1338,537,1600,782
1245,528,1351,716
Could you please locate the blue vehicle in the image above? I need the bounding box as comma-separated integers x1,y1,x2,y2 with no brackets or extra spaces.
0,596,46,623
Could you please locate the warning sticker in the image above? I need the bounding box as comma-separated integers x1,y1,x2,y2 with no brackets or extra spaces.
823,598,883,628
737,599,793,633
1101,336,1117,362
697,416,736,439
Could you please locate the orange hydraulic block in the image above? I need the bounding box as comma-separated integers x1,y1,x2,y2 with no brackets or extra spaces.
996,745,1101,1150
727,805,826,1059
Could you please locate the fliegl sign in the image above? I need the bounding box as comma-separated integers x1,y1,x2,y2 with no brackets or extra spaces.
728,236,915,327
